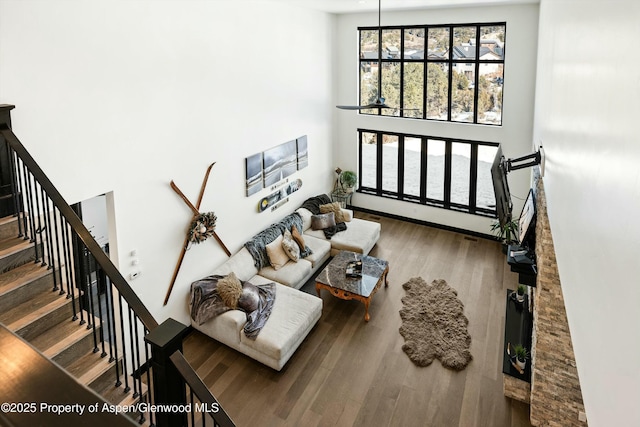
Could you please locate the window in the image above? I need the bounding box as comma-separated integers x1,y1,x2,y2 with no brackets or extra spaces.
358,129,498,216
359,23,506,125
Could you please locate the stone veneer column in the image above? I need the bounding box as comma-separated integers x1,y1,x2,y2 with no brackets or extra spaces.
530,178,588,426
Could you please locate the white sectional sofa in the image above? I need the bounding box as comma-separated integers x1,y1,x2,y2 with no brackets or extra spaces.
189,196,381,370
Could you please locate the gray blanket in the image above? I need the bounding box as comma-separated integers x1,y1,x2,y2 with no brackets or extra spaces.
244,212,312,270
190,275,275,339
300,194,347,238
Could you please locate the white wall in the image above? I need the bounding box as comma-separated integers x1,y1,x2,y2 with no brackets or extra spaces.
335,4,539,234
0,0,335,324
533,0,640,425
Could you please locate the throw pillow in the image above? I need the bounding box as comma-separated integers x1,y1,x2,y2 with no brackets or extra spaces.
216,272,243,309
281,229,300,262
311,212,336,231
238,282,260,313
291,225,306,250
319,202,345,223
266,234,289,270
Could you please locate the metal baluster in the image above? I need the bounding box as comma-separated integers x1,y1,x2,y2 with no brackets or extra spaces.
128,308,138,397
7,147,23,237
96,264,107,358
62,220,78,321
52,208,66,295
33,180,45,266
118,293,130,392
85,251,99,352
22,167,35,244
14,155,28,239
26,174,41,261
144,335,155,427
103,276,116,361
40,192,56,286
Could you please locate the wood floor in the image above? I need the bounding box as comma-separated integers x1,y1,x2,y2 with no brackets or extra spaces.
183,212,532,427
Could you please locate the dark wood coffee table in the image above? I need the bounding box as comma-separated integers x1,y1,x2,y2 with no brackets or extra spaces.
315,250,389,322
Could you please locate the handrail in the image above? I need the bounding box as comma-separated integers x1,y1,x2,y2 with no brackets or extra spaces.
0,324,138,426
170,350,236,427
0,125,158,331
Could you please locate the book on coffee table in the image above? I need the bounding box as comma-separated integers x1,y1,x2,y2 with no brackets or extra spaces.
346,260,362,278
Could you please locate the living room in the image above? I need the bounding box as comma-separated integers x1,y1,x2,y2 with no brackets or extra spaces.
0,0,638,426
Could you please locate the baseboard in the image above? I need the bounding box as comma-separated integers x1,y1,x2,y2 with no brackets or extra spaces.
349,205,499,242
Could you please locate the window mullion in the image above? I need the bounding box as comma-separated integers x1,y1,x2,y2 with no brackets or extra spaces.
444,140,452,207
469,144,478,213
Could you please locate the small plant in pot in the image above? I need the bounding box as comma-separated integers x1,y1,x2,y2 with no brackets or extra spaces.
516,284,527,303
513,344,529,370
340,170,358,193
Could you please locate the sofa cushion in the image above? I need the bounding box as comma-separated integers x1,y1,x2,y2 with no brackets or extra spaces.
238,282,260,313
290,225,306,251
304,217,381,255
301,235,331,268
259,259,312,287
311,212,336,230
281,229,300,262
266,234,289,270
216,272,243,309
191,309,246,345
320,202,346,223
239,281,322,362
296,207,313,231
211,247,259,282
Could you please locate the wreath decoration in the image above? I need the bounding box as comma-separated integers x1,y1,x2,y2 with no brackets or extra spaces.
187,212,217,246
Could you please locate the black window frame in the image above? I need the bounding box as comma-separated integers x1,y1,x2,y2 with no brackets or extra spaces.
358,22,507,125
358,129,499,217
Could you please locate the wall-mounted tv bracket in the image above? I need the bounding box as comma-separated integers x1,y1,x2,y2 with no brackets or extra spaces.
506,149,542,172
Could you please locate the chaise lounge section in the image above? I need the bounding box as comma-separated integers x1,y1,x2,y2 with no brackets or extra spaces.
189,194,381,370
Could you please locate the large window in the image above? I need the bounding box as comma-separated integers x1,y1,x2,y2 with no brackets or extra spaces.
358,129,498,216
359,23,506,125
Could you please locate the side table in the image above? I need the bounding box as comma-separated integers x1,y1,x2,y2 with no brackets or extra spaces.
331,190,352,208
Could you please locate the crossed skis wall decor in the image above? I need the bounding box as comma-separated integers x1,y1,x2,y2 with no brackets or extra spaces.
164,163,231,306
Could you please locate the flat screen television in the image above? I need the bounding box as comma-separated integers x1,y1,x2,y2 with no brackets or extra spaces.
491,145,512,227
518,189,536,247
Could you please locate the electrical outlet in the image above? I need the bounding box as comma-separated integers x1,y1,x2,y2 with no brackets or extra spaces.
129,271,141,280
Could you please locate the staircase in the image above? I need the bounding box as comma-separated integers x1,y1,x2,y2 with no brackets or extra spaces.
0,215,147,424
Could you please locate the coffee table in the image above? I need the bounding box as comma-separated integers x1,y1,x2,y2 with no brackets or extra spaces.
315,250,389,322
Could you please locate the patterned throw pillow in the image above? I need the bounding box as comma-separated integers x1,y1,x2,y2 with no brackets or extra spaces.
216,272,243,309
266,234,290,270
311,212,336,231
319,202,345,223
281,229,300,262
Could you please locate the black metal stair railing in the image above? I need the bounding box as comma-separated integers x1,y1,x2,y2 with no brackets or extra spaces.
0,104,234,427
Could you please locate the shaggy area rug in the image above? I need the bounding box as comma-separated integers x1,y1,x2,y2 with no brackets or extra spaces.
399,277,473,370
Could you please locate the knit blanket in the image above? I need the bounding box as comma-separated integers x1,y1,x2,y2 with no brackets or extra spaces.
244,212,312,270
300,194,347,238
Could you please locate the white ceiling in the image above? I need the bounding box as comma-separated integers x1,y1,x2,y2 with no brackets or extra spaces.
273,0,539,14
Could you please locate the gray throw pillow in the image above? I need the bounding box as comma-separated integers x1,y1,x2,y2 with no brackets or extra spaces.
238,282,260,313
311,212,336,230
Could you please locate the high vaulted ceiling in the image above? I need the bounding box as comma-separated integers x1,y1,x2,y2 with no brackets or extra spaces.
273,0,539,14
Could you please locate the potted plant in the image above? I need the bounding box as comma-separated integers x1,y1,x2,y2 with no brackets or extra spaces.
513,344,529,370
339,170,358,193
490,218,519,251
516,284,527,303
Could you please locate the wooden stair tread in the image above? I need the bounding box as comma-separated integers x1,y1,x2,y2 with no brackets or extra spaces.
0,289,65,323
0,262,51,296
0,237,32,257
0,216,18,227
0,287,65,325
66,350,116,386
31,318,95,358
98,381,148,407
